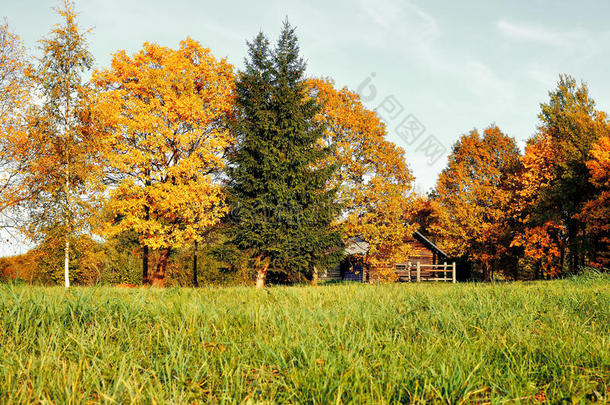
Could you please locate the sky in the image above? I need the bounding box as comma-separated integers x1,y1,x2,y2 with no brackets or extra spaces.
1,0,610,254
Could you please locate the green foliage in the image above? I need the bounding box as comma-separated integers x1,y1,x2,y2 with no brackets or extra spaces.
163,244,253,287
227,21,342,281
30,230,104,285
206,242,256,284
539,75,602,177
98,231,141,285
0,277,608,403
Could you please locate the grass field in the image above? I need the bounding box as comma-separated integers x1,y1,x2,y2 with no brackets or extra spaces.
0,275,608,404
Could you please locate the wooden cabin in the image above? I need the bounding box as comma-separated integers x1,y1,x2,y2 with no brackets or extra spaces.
321,231,451,283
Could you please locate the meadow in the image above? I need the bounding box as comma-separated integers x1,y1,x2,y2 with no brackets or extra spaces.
0,275,608,404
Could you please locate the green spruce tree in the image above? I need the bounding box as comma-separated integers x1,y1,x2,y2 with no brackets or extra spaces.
228,21,342,288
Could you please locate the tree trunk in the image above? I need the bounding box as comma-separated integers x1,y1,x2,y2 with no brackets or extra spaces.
482,261,491,282
142,176,151,285
63,79,71,288
312,266,319,285
142,245,150,285
255,256,269,289
64,238,70,288
151,247,171,287
568,223,577,274
193,240,198,287
64,149,70,288
560,244,565,275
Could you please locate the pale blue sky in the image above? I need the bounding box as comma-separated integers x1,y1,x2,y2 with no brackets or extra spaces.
2,0,610,254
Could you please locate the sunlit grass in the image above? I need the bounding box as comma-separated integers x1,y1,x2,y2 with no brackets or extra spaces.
0,274,608,403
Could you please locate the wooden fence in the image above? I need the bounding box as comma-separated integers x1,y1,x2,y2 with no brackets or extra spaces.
394,262,456,283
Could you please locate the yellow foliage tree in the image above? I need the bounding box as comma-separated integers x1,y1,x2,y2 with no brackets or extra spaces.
308,78,415,280
93,39,235,286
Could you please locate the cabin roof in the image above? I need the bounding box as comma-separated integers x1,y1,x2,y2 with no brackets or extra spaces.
344,236,370,255
412,231,448,258
344,231,448,258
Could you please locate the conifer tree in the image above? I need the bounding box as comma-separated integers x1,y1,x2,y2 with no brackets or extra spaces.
228,21,342,288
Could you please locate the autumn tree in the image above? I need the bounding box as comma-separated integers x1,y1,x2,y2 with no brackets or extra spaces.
93,38,235,286
19,1,98,287
308,78,416,279
0,21,32,230
432,125,521,281
228,23,342,288
578,136,610,267
538,76,609,270
510,133,565,278
514,75,609,275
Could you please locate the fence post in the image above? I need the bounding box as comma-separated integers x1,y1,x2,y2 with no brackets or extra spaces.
416,262,421,283
443,261,447,282
452,262,456,284
407,261,411,282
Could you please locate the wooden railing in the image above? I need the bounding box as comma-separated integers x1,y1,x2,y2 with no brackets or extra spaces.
394,262,456,283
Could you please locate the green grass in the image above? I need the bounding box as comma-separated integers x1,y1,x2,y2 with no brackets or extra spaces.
0,275,608,404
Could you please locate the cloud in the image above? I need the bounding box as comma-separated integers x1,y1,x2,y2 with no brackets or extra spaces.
496,19,610,61
407,153,448,192
464,61,515,103
526,63,557,86
359,0,439,44
496,19,560,46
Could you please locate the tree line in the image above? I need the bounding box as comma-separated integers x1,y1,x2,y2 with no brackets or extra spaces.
429,75,609,281
0,1,608,286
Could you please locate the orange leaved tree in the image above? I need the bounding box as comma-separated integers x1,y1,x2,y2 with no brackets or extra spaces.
578,136,610,267
308,78,416,279
93,39,235,286
0,21,32,228
509,133,565,278
432,125,521,281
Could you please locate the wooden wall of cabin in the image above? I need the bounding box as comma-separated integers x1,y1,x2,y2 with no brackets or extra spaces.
342,255,365,282
405,238,436,265
364,239,445,283
319,255,364,282
319,265,342,281
322,238,446,283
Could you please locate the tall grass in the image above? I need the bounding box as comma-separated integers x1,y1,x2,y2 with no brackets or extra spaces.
0,275,608,403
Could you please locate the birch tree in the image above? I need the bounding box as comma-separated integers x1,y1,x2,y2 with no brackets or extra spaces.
22,1,96,287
